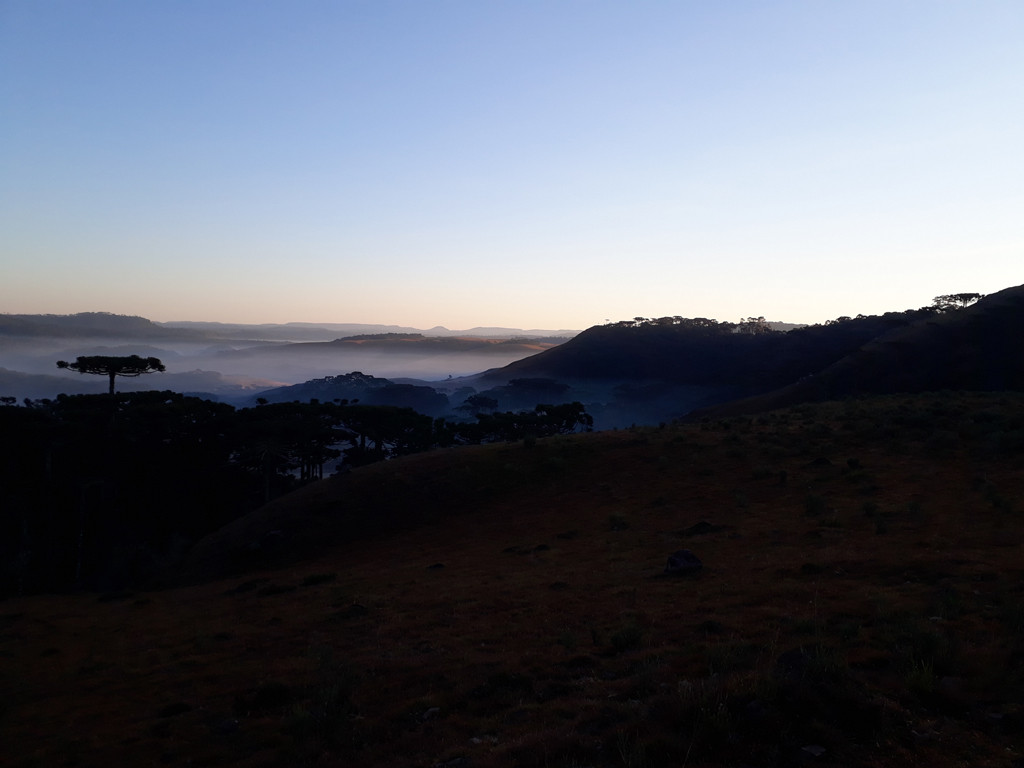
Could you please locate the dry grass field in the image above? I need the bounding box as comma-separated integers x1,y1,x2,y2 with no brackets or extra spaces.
3,392,1024,767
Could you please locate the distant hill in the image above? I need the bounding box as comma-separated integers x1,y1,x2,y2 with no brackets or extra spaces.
458,289,1022,424
160,321,427,342
235,334,566,357
1,366,285,403
0,313,578,344
240,371,452,416
479,312,937,390
161,320,579,342
0,367,110,399
694,283,1024,418
0,312,207,340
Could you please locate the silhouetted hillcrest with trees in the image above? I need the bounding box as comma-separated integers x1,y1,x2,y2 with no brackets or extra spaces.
242,372,453,418
465,287,1019,424
691,286,1023,418
483,309,933,390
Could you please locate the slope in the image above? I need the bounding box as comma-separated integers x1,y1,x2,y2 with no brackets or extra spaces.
6,392,1024,768
693,283,1024,419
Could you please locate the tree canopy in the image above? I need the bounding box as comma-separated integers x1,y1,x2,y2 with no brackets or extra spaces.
0,388,594,594
56,355,166,395
931,293,985,311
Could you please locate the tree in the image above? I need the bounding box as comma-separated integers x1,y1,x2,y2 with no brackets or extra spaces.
534,402,593,435
457,394,498,415
738,316,772,335
931,293,985,312
56,355,166,395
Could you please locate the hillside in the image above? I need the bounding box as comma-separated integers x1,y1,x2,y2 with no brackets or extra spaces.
693,284,1024,419
479,313,925,389
5,392,1019,767
242,371,453,416
463,287,1024,424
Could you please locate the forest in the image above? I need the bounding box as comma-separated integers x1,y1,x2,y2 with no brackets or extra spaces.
0,390,592,596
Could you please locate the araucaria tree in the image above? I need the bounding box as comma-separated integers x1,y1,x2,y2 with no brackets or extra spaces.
931,293,985,311
56,355,166,394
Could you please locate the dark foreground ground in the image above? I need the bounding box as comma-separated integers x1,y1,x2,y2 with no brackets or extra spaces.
3,391,1024,767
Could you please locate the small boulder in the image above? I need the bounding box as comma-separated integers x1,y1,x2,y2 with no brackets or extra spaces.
158,701,193,718
664,549,702,575
681,521,715,536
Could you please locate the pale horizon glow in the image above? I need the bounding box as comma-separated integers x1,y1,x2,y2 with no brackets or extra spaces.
2,1,1022,331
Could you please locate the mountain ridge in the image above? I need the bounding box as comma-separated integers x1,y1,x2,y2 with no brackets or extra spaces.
689,283,1024,419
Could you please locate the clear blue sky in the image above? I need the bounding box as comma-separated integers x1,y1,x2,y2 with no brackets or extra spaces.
2,1,1021,329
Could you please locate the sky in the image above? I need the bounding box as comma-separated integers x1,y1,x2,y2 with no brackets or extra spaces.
1,1,1022,330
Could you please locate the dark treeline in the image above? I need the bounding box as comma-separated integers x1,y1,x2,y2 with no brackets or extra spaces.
0,391,592,597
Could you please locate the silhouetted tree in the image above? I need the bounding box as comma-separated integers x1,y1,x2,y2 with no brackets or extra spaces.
738,316,772,335
457,394,499,415
0,391,253,594
342,405,433,466
233,401,350,500
534,402,594,434
932,293,985,311
462,402,593,443
56,355,166,394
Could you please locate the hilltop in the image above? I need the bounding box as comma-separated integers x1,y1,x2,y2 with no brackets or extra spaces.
694,285,1024,418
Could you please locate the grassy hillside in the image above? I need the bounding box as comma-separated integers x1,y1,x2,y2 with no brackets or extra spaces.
4,391,1024,767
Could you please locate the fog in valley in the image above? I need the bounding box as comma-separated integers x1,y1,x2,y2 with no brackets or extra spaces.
0,317,575,403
